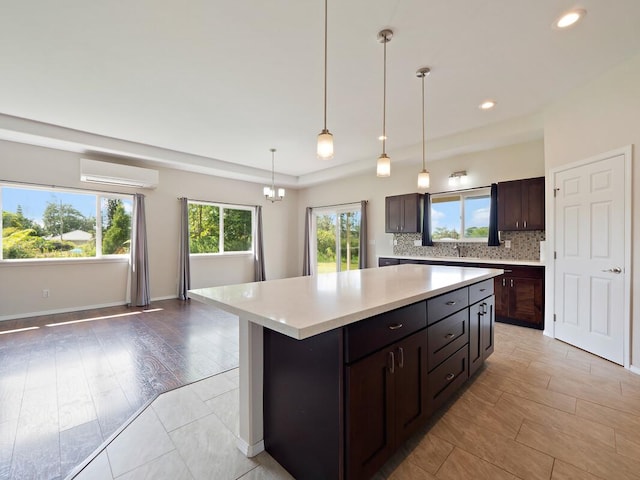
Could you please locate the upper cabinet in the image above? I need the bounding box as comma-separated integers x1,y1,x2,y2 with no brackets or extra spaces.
385,193,421,233
497,177,545,231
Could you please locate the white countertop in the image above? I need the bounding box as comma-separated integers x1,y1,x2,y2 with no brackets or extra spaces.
190,264,503,340
379,255,544,267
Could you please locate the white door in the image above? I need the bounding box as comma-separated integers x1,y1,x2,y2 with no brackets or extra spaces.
554,152,627,364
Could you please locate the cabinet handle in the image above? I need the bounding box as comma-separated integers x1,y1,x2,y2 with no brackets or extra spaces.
479,288,486,292
482,302,487,315
516,221,519,228
397,347,404,369
502,278,506,287
510,279,514,288
524,220,527,229
504,269,513,273
444,333,455,339
445,301,456,306
388,323,403,330
388,351,395,374
445,373,455,381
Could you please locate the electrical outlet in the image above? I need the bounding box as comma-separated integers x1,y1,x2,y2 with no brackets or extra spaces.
413,240,422,246
393,239,398,246
504,240,511,249
42,289,50,298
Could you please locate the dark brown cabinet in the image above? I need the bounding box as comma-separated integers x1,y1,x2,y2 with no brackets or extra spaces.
494,266,544,329
498,177,545,231
470,295,495,377
385,193,421,233
378,257,400,267
346,330,428,480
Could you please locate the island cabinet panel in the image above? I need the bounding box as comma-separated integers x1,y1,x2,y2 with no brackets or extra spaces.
427,346,468,414
427,308,468,370
263,328,344,480
346,329,428,480
469,283,495,377
427,288,469,325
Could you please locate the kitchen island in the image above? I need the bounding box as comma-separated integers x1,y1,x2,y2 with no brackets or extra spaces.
190,264,502,480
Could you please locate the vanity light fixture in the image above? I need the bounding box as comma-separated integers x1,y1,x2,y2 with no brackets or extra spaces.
416,67,431,189
376,29,393,178
479,99,496,110
264,148,285,202
554,8,586,29
448,170,468,187
317,0,334,159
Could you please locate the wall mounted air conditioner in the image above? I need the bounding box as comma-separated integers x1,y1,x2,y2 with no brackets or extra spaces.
80,159,159,189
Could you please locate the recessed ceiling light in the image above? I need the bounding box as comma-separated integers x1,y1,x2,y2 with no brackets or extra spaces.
479,100,496,110
554,9,586,29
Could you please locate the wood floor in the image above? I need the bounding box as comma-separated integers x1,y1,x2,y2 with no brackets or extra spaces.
0,299,239,480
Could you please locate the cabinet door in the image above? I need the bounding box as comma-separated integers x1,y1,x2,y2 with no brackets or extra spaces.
508,277,543,326
385,196,403,233
469,302,483,377
497,181,522,230
522,177,545,230
401,194,421,233
481,296,495,359
346,347,395,480
394,330,428,446
493,275,509,318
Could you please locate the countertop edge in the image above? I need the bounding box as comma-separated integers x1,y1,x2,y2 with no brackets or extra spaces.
378,255,544,267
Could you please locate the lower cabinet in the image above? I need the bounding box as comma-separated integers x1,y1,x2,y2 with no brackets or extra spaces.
494,266,544,329
346,330,427,480
263,282,494,480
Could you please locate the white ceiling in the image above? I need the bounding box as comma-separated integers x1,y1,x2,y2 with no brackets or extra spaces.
2,1,640,187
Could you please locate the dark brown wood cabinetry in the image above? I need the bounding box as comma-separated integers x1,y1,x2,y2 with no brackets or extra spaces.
498,177,545,231
469,280,495,377
494,266,544,329
385,193,421,233
263,278,494,480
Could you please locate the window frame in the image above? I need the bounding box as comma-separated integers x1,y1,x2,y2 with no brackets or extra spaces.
0,183,133,263
187,200,255,256
430,187,491,243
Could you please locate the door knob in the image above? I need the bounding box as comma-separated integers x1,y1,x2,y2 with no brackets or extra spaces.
601,267,623,274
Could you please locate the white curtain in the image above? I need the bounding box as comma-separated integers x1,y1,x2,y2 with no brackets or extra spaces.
302,207,313,276
129,193,150,306
178,197,191,299
359,200,368,269
254,205,266,282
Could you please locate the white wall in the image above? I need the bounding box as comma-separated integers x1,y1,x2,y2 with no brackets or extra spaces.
543,53,640,370
0,140,299,319
297,139,545,270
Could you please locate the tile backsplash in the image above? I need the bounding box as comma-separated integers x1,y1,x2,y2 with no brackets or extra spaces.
393,230,545,261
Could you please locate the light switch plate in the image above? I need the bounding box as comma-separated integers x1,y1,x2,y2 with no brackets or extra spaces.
413,240,422,246
505,240,512,249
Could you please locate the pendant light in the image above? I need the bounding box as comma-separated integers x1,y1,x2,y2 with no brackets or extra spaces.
416,67,431,189
263,148,285,202
376,29,393,177
317,0,334,159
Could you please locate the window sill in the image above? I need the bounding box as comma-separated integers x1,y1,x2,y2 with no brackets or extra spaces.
0,256,130,267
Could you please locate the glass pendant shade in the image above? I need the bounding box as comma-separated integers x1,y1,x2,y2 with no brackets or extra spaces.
377,153,391,177
417,169,430,189
264,148,285,202
277,188,285,198
317,130,334,159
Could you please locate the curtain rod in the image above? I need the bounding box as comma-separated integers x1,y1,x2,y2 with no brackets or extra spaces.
428,184,492,196
178,197,258,208
310,200,367,210
0,178,135,197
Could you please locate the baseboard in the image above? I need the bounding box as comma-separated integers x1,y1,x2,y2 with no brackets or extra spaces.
237,438,265,458
629,365,640,376
0,295,179,322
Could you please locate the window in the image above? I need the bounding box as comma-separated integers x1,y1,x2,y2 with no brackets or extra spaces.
1,185,132,260
188,201,253,254
431,189,491,241
314,205,361,274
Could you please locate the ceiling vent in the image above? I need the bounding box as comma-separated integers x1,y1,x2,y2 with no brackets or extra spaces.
80,159,159,189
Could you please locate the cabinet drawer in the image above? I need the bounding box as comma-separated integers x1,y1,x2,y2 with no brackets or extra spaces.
427,288,468,325
428,309,468,371
427,346,468,413
469,279,494,305
345,301,427,364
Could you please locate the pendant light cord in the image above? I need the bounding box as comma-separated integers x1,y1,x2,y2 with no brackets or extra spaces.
382,34,387,155
323,0,328,131
421,74,425,170
271,149,276,190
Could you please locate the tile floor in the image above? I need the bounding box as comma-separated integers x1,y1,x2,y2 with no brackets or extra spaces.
69,322,640,480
